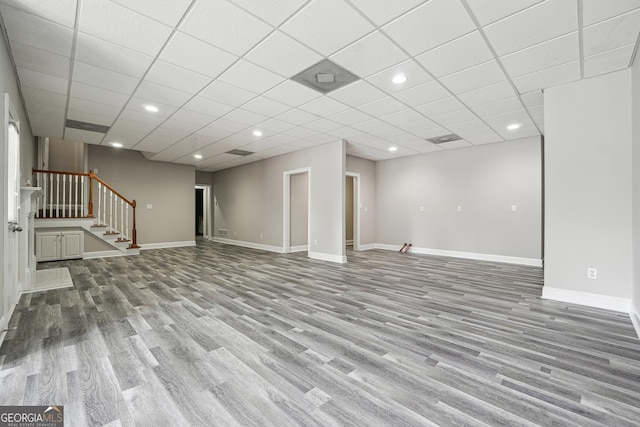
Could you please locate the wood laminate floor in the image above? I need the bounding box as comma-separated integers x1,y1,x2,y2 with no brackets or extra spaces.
1,241,639,426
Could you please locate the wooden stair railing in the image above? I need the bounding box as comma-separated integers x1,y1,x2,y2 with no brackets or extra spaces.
33,169,140,249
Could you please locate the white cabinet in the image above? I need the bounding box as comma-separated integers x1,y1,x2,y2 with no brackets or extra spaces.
36,231,84,262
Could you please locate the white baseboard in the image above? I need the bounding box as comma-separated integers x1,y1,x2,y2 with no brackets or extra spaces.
630,301,640,339
213,237,282,253
374,244,542,267
0,299,18,350
83,250,128,259
358,243,376,251
308,251,347,264
542,286,631,313
290,245,308,253
140,241,196,250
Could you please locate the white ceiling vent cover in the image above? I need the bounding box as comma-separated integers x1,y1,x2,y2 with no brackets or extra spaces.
291,59,359,94
426,134,462,144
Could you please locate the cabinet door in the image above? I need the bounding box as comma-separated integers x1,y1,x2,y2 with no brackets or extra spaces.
61,232,83,259
36,233,60,262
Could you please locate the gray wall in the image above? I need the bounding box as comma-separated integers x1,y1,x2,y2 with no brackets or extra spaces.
544,69,632,300
49,138,83,172
290,172,308,247
88,145,195,245
1,32,35,331
346,155,376,247
375,137,542,260
633,57,640,317
213,140,346,261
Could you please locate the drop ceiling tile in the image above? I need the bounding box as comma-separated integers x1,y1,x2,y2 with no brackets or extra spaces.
500,32,579,79
305,118,343,133
111,0,192,27
383,0,475,55
223,108,269,126
263,80,321,107
145,61,212,95
464,0,544,26
328,127,364,139
472,97,523,118
118,109,168,127
245,31,323,78
457,81,518,107
180,0,273,56
351,118,391,132
183,96,235,117
240,96,292,116
528,105,544,119
280,0,374,56
348,0,426,26
439,60,506,94
195,125,235,140
17,68,68,94
22,86,67,108
380,109,425,126
584,44,636,78
454,125,500,139
70,82,129,108
75,33,154,79
256,118,297,133
583,9,640,57
330,31,408,78
299,97,350,117
126,98,178,118
73,61,139,95
483,110,534,129
393,81,450,107
304,133,339,144
67,109,115,128
431,109,477,126
104,119,157,144
170,108,219,126
520,90,543,107
230,0,308,26
328,80,386,107
414,96,465,117
68,97,122,120
199,80,256,107
10,41,69,79
370,126,407,139
2,0,77,28
207,117,250,133
79,0,172,56
218,60,285,94
283,126,317,139
512,61,580,94
0,6,73,56
415,31,493,78
365,59,434,94
467,134,504,145
25,100,66,118
358,97,407,116
483,0,578,56
583,0,640,26
497,126,540,140
328,109,372,125
400,118,441,134
64,127,105,144
161,32,239,79
161,118,205,133
275,108,319,125
134,81,193,107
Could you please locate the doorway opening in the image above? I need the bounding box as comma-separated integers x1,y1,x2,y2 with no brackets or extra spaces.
346,172,360,251
195,185,212,239
283,168,310,254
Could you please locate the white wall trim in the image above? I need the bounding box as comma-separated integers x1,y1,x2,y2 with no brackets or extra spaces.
358,243,376,251
290,245,308,253
83,250,128,259
374,244,542,267
630,301,640,339
309,251,347,264
542,286,631,313
214,237,282,253
141,241,196,250
0,303,17,351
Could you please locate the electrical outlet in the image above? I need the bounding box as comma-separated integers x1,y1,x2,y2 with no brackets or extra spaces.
587,268,597,279
146,204,152,209
457,206,462,212
420,206,424,212
511,205,517,212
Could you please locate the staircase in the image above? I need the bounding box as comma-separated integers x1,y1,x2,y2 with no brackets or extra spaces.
33,169,140,258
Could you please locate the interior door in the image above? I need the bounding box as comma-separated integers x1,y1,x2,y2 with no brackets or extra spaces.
4,98,20,323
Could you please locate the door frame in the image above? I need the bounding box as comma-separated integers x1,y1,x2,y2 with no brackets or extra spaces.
346,171,360,251
195,185,212,239
283,167,311,254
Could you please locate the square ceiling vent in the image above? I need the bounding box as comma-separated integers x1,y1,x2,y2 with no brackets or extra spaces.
426,134,462,144
291,59,359,94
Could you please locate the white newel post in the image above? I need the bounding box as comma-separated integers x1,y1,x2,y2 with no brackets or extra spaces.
19,187,42,293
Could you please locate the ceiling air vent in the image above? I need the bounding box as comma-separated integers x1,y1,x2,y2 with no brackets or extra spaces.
226,149,254,156
66,119,110,133
291,59,359,94
426,134,462,144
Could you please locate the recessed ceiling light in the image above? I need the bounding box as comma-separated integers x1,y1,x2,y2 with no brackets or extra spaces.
144,104,159,113
507,123,521,130
392,74,407,84
194,154,203,160
110,142,123,148
389,146,398,152
252,130,263,137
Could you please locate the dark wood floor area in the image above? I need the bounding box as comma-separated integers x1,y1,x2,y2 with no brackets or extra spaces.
1,241,639,426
